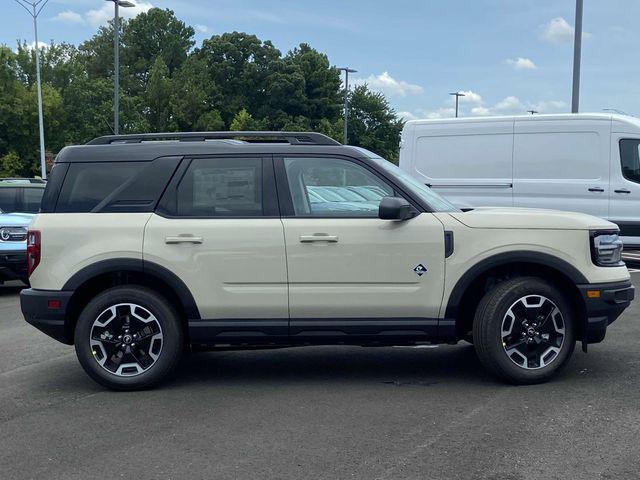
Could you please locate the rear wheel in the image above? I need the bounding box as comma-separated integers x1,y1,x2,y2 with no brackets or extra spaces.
74,286,183,390
473,277,576,384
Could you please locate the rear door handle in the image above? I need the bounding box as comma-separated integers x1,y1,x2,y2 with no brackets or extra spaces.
165,235,203,244
615,189,631,194
588,187,605,192
299,234,339,243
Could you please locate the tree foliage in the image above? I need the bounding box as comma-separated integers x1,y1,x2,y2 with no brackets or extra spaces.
0,8,404,174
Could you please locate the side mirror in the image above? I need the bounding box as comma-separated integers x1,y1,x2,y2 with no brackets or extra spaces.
378,196,417,221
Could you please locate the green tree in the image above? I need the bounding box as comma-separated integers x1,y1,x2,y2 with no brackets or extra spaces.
347,85,404,162
0,151,22,177
145,57,172,131
230,108,257,131
122,8,194,93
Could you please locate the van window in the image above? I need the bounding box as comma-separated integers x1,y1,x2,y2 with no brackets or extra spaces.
415,133,513,180
619,139,640,184
56,162,145,212
514,132,602,180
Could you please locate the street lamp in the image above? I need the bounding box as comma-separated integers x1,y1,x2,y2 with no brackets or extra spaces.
338,67,357,144
527,110,538,115
14,0,50,179
106,0,135,135
449,92,465,118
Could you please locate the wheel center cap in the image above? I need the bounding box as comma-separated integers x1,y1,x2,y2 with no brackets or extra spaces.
122,334,133,344
526,327,536,337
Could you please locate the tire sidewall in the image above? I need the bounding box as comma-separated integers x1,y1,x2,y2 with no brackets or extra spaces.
478,278,576,383
74,286,183,390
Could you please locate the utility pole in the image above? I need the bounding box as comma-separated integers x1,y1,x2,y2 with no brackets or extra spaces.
14,0,49,179
449,92,465,118
571,0,583,113
106,0,135,135
338,67,357,144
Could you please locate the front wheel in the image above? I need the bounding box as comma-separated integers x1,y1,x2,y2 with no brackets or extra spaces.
473,277,576,384
74,286,183,390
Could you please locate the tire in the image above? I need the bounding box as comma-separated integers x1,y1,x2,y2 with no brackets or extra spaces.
74,286,183,390
473,277,576,384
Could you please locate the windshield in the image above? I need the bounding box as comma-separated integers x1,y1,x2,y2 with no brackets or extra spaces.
354,148,460,212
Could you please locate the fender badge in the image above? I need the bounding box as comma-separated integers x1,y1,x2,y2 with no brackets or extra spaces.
413,264,427,276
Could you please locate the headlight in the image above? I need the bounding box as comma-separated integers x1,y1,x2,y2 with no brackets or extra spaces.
590,231,624,267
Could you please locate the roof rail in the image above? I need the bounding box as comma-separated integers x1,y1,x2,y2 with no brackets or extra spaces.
86,131,341,146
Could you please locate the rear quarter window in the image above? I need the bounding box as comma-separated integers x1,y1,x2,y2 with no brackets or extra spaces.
53,157,180,213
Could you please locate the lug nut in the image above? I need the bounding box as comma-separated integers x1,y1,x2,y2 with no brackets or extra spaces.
118,335,122,340
131,342,136,347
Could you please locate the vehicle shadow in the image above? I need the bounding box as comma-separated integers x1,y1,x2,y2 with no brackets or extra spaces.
169,344,495,388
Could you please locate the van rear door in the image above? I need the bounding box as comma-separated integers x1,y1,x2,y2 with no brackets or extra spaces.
610,134,640,246
512,118,609,217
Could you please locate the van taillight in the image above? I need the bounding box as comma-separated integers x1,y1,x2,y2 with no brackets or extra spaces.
27,230,41,276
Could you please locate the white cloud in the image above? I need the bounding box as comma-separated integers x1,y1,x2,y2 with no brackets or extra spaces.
540,17,591,44
505,57,537,71
54,10,85,24
353,71,424,98
541,17,574,43
409,93,567,120
85,1,153,28
20,41,49,51
195,24,209,33
456,90,483,104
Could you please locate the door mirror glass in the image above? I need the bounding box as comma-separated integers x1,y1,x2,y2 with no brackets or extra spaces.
378,196,417,221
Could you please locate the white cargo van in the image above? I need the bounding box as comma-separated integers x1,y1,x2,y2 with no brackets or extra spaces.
399,113,640,246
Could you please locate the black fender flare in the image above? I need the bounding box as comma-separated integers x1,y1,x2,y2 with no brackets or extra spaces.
62,258,200,319
444,250,588,319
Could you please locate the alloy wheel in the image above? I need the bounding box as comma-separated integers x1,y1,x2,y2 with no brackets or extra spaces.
89,303,163,377
500,295,566,370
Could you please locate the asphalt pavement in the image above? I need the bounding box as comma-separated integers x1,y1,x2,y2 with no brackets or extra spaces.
1,275,640,480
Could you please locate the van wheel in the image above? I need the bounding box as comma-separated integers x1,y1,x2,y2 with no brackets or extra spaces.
473,277,575,384
74,286,183,390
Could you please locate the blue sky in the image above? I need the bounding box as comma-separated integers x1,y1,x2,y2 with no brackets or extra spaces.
3,0,640,120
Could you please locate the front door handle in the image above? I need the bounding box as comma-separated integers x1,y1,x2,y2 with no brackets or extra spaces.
299,233,339,243
165,235,203,244
588,187,605,192
615,189,631,194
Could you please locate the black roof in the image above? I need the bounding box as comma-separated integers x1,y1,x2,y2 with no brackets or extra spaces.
55,131,361,163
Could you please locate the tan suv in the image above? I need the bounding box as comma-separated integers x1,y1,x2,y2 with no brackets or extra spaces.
21,132,634,390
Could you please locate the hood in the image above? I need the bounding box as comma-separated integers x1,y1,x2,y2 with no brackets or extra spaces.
449,207,616,231
0,212,35,227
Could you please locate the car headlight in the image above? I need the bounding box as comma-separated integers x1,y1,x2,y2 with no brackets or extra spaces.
590,231,624,267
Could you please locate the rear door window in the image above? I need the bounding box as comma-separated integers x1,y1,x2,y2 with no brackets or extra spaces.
174,158,263,217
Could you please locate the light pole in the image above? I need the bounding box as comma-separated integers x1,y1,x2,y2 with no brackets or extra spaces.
338,67,357,144
14,0,50,179
449,92,465,118
106,0,135,135
571,0,583,113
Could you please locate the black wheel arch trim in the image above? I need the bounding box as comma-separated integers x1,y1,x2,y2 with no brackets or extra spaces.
444,251,589,319
62,258,201,319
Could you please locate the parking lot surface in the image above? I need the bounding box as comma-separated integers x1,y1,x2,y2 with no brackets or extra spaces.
1,275,640,480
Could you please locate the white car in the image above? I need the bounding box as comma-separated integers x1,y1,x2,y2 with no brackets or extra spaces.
21,131,634,390
399,113,640,247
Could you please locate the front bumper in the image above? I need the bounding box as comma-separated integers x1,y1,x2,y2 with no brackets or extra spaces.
577,280,635,344
20,288,74,344
0,250,27,282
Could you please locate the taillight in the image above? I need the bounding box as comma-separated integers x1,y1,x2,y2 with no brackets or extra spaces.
27,230,41,276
